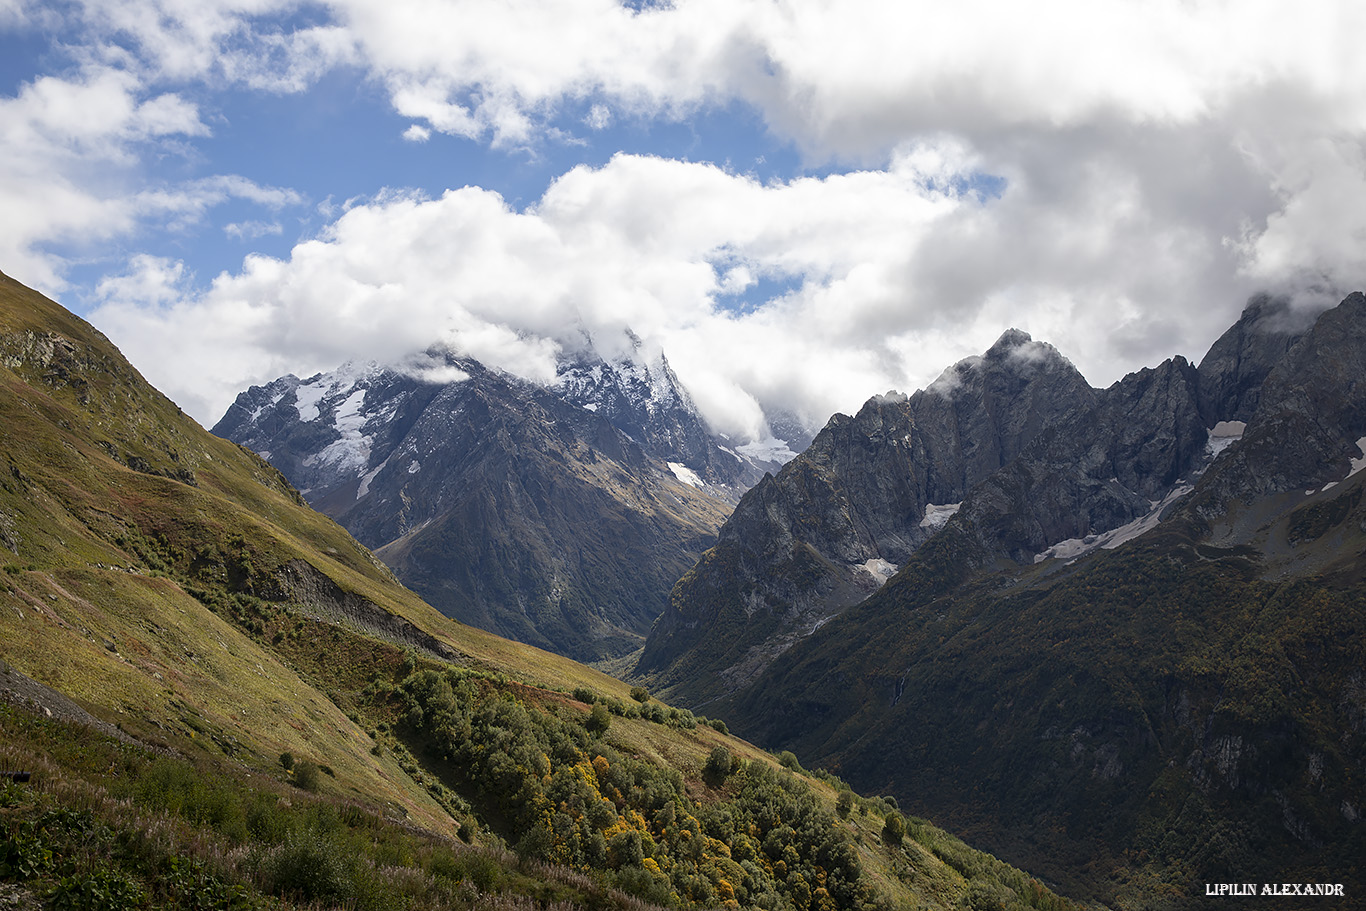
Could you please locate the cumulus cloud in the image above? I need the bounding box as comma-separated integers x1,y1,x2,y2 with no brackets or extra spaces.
0,64,214,290
12,0,1366,443
90,151,963,431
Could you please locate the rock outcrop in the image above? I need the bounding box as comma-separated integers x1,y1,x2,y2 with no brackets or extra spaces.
637,330,1094,700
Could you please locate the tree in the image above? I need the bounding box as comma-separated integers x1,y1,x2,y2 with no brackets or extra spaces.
704,746,735,784
293,760,321,792
587,702,611,734
882,812,905,846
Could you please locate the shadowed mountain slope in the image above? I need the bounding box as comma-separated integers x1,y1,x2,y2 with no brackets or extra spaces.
693,294,1366,907
214,355,739,662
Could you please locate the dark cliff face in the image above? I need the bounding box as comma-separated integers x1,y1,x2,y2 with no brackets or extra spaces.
637,330,1095,699
1196,293,1312,425
1190,291,1366,523
214,355,735,662
952,354,1209,563
643,294,1335,705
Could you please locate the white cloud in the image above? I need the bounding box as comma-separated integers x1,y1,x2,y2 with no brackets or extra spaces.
311,0,1366,366
584,103,611,131
94,254,190,308
312,0,1366,156
0,65,214,290
89,151,962,431
225,220,284,240
12,0,1366,442
70,0,356,90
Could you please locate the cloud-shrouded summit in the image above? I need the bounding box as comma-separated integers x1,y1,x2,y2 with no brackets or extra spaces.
3,0,1365,441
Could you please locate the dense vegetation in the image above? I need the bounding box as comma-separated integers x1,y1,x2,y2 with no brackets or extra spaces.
0,702,674,911
717,513,1366,907
388,663,872,910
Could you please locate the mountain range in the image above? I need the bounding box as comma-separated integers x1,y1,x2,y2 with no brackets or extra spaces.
0,267,1076,911
213,339,806,661
639,293,1366,904
204,280,1366,905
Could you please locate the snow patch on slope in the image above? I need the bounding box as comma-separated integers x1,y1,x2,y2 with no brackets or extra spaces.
919,502,961,529
855,558,898,585
292,362,382,423
736,437,797,465
303,388,372,474
1205,421,1246,460
667,462,704,488
1351,437,1366,478
356,459,386,499
1034,483,1193,564
294,379,328,423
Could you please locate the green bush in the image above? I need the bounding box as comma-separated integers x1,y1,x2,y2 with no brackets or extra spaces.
586,701,612,734
46,866,147,911
882,812,906,846
629,686,650,703
257,830,353,905
0,821,53,879
159,856,255,911
704,745,735,783
292,761,321,792
614,865,673,905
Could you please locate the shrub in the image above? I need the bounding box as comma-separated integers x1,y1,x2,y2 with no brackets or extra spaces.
614,865,673,905
292,761,321,792
46,865,147,911
0,821,52,879
586,702,611,734
836,790,854,819
882,812,906,846
629,686,650,703
278,752,294,771
257,830,353,905
704,746,735,784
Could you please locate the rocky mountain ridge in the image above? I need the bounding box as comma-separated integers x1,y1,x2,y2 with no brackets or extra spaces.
649,292,1366,905
637,297,1317,704
213,339,799,661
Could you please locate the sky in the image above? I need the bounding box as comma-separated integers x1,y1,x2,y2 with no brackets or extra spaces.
3,0,1365,442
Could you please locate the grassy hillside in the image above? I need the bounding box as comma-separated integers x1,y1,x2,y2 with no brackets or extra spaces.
0,270,1080,910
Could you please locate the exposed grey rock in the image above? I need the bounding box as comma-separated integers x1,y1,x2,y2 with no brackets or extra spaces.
1190,291,1366,520
639,330,1095,698
555,337,770,490
954,355,1208,562
1196,293,1311,424
214,351,740,662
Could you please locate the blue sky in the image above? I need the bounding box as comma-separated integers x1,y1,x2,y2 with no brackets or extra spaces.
3,1,1365,438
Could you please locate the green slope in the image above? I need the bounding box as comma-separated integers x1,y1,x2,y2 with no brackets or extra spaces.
716,492,1366,908
0,269,1080,911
